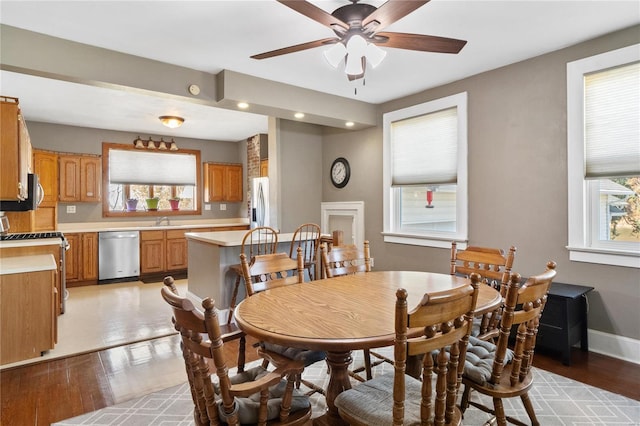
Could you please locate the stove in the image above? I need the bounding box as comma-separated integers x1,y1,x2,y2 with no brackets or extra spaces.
0,231,65,241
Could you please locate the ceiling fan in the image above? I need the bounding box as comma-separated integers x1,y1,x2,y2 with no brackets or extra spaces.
251,0,467,81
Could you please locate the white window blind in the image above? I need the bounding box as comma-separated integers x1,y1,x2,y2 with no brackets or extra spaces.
391,107,458,185
109,149,197,185
585,61,640,178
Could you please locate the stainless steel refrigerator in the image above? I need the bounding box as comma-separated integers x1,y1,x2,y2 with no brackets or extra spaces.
250,177,269,228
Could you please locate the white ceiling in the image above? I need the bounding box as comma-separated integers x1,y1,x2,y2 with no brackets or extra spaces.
1,0,638,141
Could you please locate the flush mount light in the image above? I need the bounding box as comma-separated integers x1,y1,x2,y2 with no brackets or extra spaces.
159,115,184,129
345,121,355,127
237,102,249,109
294,112,305,119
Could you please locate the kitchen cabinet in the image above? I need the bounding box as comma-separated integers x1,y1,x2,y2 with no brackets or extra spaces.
166,229,190,271
204,163,243,202
1,96,32,201
260,159,268,177
65,232,98,285
59,154,101,203
140,230,166,274
0,254,56,365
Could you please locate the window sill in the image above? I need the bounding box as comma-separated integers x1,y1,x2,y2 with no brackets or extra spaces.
382,232,467,249
567,246,640,269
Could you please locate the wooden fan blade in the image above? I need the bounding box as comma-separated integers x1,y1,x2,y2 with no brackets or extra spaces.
374,32,467,54
362,0,430,33
277,0,348,30
251,38,340,60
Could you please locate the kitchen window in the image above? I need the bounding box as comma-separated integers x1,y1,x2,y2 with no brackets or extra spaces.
382,92,468,248
102,143,201,217
567,45,640,268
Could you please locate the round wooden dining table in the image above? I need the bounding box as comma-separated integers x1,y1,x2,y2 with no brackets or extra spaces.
234,270,502,425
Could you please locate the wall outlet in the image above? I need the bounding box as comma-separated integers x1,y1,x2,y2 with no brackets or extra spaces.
205,204,211,211
220,204,227,211
66,205,76,214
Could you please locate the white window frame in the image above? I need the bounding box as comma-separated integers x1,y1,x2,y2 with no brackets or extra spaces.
567,44,640,268
382,92,468,248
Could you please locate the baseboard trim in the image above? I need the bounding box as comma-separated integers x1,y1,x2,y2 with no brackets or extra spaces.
588,329,640,365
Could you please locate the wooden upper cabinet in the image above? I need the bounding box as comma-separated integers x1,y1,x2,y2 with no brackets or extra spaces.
0,98,30,200
59,154,101,202
33,150,58,206
260,159,268,177
204,163,243,202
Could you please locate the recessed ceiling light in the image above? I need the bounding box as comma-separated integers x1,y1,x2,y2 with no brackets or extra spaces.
294,112,305,119
345,121,355,127
237,102,249,109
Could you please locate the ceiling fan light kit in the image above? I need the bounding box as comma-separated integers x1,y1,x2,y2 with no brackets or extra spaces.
252,0,466,84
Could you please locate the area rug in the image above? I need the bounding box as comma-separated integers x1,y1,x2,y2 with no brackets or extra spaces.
54,347,640,425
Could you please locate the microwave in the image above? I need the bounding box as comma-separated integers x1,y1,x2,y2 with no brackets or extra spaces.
0,174,42,211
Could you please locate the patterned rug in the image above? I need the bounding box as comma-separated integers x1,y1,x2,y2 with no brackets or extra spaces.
54,347,640,425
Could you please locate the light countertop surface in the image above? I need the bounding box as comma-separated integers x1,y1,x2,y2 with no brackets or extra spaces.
55,218,249,233
186,230,297,247
0,254,57,275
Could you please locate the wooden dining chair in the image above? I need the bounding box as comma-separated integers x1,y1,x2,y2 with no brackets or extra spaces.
161,281,312,426
460,261,557,426
450,242,517,340
240,248,327,396
289,223,321,281
227,226,279,324
334,275,481,425
320,241,387,381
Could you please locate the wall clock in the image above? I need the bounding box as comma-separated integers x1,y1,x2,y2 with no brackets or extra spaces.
330,157,350,188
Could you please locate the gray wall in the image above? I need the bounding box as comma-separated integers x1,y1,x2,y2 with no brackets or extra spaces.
26,121,247,222
277,120,323,233
321,25,640,340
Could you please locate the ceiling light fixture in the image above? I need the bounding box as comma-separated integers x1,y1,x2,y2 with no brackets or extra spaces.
237,102,249,109
324,35,387,79
345,121,355,127
294,112,305,119
159,115,184,129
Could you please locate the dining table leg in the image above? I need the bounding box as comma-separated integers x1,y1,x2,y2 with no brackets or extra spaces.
322,350,353,425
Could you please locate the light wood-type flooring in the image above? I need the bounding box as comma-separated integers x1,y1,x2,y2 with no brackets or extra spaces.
1,282,639,426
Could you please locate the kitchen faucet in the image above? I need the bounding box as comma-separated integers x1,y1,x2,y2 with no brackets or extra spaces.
155,216,170,226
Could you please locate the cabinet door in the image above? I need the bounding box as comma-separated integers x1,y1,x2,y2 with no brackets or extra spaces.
205,163,225,202
81,157,101,202
65,233,80,282
260,159,268,177
81,233,98,280
59,156,81,202
33,206,57,231
225,165,243,202
0,101,21,200
141,239,166,273
33,150,59,205
166,236,188,270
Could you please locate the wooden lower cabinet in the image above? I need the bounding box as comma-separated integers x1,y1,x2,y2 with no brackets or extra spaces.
65,232,98,285
140,230,166,274
0,268,56,365
166,229,189,271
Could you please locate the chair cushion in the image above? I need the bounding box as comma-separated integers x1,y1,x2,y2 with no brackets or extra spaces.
261,342,327,366
217,366,311,424
463,336,514,386
334,372,424,425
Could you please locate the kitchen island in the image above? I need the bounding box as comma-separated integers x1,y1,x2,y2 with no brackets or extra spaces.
185,230,298,320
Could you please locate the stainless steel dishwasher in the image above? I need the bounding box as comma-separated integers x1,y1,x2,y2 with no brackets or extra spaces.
98,230,140,282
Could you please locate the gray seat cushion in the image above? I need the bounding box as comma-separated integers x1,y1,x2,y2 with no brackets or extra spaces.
261,342,326,366
334,372,424,425
216,366,310,424
463,336,514,385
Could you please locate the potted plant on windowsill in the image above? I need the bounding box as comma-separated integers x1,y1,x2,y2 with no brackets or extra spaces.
145,197,160,211
126,198,138,212
169,197,181,211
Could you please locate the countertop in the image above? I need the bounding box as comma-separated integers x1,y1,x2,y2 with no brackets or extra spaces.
0,254,57,275
186,230,297,247
56,218,249,233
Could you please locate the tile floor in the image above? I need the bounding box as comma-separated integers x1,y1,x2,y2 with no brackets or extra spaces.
0,279,187,370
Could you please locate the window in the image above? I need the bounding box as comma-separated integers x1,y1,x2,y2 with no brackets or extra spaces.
567,45,640,268
383,92,468,248
102,143,201,217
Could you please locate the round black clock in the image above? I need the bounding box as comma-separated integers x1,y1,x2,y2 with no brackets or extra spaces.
330,157,350,188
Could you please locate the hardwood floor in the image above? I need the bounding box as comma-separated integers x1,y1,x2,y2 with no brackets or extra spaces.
2,334,639,426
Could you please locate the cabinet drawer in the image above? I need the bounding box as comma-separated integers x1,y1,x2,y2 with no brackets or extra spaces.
140,230,164,241
166,229,189,239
